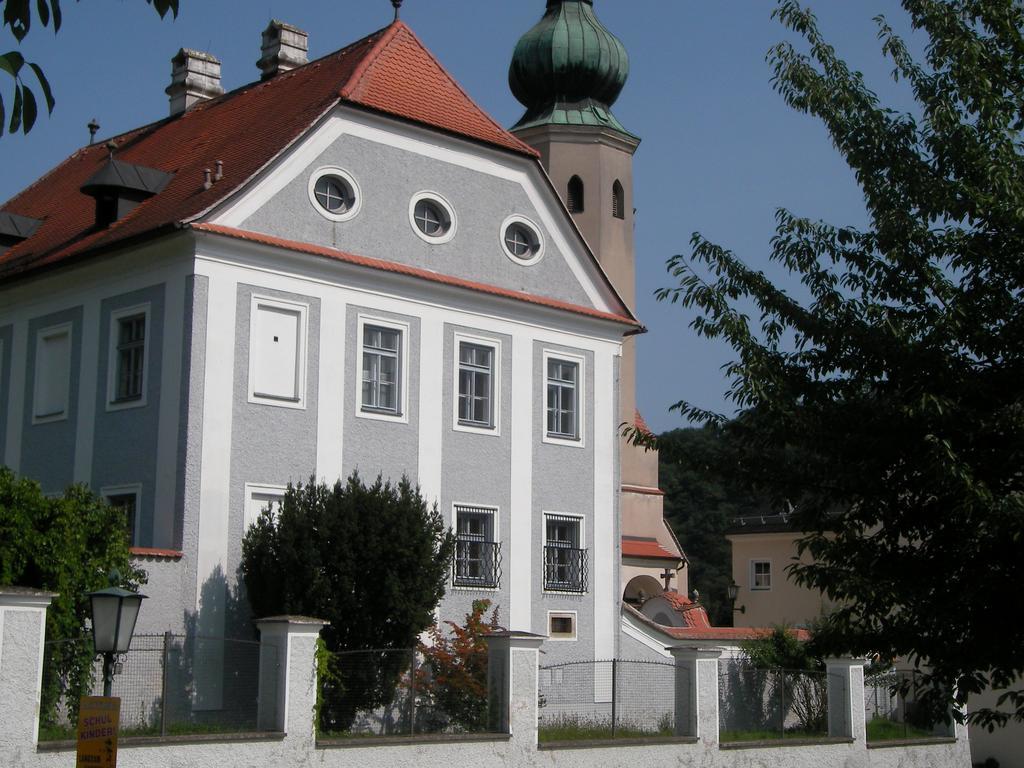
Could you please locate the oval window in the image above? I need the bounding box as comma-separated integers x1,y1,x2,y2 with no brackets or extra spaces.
500,215,544,265
308,167,361,222
409,192,457,244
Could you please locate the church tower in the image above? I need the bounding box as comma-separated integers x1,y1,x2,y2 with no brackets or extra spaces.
509,0,688,603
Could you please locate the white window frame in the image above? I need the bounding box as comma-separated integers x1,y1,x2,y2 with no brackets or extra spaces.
102,484,142,547
452,503,500,592
542,511,587,594
452,332,501,435
244,482,287,532
547,611,578,642
247,295,309,410
750,559,772,591
542,349,586,448
499,214,545,266
307,166,361,223
32,322,72,424
356,315,410,424
106,303,151,411
409,191,457,245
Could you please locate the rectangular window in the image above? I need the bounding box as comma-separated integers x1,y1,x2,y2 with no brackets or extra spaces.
114,314,146,401
544,514,587,593
548,612,577,641
249,297,307,407
103,486,141,547
752,560,772,590
458,342,494,428
244,483,286,532
361,324,401,414
33,324,71,421
546,357,579,440
454,505,500,589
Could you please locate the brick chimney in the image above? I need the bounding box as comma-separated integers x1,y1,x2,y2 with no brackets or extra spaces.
257,20,308,80
166,48,224,116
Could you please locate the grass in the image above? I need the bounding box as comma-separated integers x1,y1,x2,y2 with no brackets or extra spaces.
719,728,828,743
866,716,936,742
538,715,674,743
38,720,258,742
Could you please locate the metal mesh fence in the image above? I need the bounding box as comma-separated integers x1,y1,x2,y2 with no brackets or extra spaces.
537,659,683,742
718,661,829,742
318,647,499,737
38,633,277,740
864,669,955,741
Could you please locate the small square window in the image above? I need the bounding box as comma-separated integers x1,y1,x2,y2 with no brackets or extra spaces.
751,560,772,591
548,612,577,641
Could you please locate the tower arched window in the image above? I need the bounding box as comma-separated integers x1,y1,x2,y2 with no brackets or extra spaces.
567,175,584,214
612,180,625,220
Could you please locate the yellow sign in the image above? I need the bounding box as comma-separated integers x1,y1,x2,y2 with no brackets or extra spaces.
76,696,120,768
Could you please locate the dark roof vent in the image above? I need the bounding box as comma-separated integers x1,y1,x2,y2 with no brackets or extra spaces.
80,157,173,229
0,211,42,249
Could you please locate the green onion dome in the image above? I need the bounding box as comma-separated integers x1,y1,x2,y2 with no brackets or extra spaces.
509,0,633,135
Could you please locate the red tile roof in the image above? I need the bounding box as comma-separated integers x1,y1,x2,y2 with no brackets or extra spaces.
624,604,811,643
0,21,538,283
621,537,680,561
194,224,639,327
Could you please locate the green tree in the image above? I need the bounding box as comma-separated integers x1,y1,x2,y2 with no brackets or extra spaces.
241,472,455,733
658,426,770,625
1,0,178,135
649,0,1024,727
0,467,144,724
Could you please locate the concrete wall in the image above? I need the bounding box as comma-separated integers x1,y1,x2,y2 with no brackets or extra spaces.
1,593,972,768
968,686,1023,768
0,323,11,462
240,132,592,309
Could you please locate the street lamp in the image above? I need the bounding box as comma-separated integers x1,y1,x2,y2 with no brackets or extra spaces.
88,572,147,697
727,582,746,615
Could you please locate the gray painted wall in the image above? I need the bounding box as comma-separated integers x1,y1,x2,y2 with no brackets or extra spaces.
438,323,513,629
226,283,321,627
91,284,166,547
20,306,83,493
240,134,592,309
531,341,596,665
341,303,420,484
0,324,11,466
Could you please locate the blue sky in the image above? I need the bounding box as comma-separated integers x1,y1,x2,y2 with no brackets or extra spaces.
0,1,918,433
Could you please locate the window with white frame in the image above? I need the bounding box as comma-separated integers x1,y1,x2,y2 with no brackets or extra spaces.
546,356,580,441
751,560,772,590
453,505,500,589
544,514,587,593
245,484,286,531
548,611,577,641
114,313,145,401
457,341,495,428
103,486,141,547
33,323,71,421
360,323,402,415
249,297,307,407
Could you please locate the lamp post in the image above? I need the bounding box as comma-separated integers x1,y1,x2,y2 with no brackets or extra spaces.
88,572,147,697
727,582,746,616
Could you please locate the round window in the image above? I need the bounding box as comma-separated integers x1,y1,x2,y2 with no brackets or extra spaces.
408,192,457,244
308,167,361,222
500,216,544,265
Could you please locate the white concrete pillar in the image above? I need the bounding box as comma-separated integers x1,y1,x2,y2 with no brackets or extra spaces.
256,616,328,744
484,631,545,750
0,588,55,760
669,646,722,745
825,657,868,743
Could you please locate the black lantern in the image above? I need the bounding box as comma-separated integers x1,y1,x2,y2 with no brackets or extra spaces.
88,573,146,697
727,582,745,615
